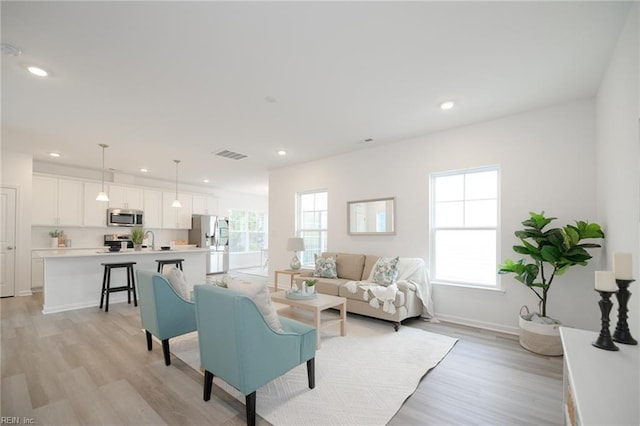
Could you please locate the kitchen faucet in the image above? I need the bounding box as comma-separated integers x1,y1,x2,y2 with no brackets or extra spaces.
144,230,155,250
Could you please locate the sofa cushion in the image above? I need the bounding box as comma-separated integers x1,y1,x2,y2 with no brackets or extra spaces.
314,255,338,278
362,255,380,280
335,253,366,281
312,277,347,296
370,256,400,286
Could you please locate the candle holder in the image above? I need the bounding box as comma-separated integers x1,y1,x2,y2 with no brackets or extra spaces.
613,279,637,345
592,290,619,351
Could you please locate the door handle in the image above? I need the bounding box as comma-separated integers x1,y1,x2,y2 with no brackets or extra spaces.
7,246,14,250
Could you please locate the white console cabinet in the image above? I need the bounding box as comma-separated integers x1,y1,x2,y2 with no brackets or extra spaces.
560,327,638,426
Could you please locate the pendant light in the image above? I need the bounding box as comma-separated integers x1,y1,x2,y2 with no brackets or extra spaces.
96,144,109,202
172,160,182,208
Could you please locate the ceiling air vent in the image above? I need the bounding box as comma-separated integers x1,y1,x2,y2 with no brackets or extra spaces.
214,149,248,160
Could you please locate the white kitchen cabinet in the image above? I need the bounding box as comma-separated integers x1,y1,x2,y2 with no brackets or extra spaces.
192,194,218,215
32,175,83,226
83,181,108,227
162,192,192,229
143,189,163,229
108,185,143,210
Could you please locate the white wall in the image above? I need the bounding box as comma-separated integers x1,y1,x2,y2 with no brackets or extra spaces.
596,4,640,331
1,150,34,296
270,99,600,333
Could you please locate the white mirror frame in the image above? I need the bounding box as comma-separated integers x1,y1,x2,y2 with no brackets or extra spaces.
347,197,396,235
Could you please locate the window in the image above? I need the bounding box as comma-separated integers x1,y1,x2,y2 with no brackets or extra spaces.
296,190,328,266
430,166,499,287
228,210,267,253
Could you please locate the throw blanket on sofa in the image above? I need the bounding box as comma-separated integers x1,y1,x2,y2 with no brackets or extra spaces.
344,281,398,314
345,257,436,320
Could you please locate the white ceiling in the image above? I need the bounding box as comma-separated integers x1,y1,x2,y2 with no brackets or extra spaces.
1,1,632,196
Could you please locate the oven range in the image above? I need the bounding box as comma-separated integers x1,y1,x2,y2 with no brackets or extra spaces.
104,234,133,249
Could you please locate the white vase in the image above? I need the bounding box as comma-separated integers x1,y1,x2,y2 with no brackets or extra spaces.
50,237,59,248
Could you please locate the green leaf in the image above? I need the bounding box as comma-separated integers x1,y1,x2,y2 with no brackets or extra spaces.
540,245,562,263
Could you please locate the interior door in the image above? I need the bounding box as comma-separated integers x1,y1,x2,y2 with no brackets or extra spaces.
0,187,17,297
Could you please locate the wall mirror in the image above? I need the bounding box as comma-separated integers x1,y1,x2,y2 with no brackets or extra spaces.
347,197,396,235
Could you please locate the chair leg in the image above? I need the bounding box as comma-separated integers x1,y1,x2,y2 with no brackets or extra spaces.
145,331,152,351
203,370,214,401
162,339,171,366
393,321,400,332
245,391,256,426
307,358,315,389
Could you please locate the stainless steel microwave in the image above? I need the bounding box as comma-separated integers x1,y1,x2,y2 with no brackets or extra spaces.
107,208,143,227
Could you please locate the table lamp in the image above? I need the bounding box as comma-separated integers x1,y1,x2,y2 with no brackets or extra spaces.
287,237,305,270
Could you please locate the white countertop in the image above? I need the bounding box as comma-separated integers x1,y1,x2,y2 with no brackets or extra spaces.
38,247,211,258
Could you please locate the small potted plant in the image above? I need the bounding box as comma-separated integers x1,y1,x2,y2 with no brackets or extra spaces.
499,211,604,356
130,227,145,251
49,229,62,248
303,279,317,294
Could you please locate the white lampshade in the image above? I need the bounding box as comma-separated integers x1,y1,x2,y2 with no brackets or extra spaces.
96,191,109,202
287,237,305,252
171,199,182,208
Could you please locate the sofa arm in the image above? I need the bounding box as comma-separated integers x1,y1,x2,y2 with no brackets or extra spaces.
397,280,417,292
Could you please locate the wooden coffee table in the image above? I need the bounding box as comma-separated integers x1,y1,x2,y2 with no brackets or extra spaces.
271,290,346,349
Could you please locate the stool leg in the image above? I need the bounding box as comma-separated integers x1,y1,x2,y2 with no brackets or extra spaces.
157,262,162,273
126,266,132,304
146,330,152,351
99,266,108,309
162,339,171,366
130,266,137,307
105,267,111,312
178,261,183,271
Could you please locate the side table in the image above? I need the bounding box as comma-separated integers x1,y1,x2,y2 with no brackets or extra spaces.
273,269,302,292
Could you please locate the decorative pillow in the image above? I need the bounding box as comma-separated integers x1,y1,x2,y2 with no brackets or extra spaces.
163,266,190,300
314,254,338,278
370,256,400,287
227,279,283,332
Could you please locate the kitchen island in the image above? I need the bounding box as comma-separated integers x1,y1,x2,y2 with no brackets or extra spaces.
39,248,209,314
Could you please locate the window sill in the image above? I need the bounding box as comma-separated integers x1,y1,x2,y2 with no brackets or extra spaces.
432,281,506,293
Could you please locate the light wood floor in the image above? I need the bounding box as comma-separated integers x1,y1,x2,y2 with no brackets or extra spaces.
1,274,563,425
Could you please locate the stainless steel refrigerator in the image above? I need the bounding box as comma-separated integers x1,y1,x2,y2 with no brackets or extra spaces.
189,215,229,274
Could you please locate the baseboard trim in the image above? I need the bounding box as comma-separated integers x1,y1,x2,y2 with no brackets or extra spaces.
435,313,520,336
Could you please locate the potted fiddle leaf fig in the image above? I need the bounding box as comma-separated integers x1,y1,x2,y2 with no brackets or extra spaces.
498,211,604,356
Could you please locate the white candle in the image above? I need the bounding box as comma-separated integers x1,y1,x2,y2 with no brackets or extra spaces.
595,271,617,292
613,252,633,280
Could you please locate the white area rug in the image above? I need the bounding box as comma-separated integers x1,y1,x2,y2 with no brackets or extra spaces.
172,315,457,426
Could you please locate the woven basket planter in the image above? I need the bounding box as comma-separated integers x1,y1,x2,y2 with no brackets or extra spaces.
518,306,563,356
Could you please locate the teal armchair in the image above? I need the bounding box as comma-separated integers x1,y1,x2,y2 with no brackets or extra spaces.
136,270,196,366
194,284,316,426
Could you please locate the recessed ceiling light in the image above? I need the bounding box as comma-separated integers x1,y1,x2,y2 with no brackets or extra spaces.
203,179,209,183
440,101,455,110
49,152,60,158
265,95,277,103
27,66,48,77
140,168,148,173
277,150,286,156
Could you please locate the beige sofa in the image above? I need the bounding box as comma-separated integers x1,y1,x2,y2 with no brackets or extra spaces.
293,252,433,331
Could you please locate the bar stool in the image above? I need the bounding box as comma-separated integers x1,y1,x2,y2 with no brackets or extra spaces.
99,262,137,312
156,258,185,273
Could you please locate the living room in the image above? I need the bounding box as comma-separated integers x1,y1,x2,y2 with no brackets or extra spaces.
1,1,638,425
